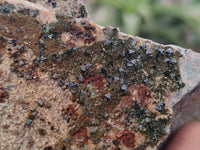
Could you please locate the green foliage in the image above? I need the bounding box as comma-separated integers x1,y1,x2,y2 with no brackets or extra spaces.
100,0,152,13
94,0,200,51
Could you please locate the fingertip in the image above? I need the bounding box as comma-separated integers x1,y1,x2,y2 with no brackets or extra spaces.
165,121,200,150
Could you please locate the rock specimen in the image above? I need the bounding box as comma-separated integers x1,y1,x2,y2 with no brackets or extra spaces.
0,0,200,150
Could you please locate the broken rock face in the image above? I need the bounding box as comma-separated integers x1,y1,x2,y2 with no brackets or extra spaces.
0,0,200,150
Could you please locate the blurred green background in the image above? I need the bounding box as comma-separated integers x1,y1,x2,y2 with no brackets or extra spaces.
85,0,200,52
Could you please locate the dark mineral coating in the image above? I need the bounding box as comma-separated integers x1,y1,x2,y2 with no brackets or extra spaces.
0,1,188,150
13,15,183,148
0,87,9,103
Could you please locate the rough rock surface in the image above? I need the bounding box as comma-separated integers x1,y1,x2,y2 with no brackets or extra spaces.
0,0,200,150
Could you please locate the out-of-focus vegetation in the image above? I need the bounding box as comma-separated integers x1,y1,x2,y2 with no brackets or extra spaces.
85,0,200,52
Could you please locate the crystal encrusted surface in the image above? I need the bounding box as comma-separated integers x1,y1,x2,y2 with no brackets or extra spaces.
0,1,190,150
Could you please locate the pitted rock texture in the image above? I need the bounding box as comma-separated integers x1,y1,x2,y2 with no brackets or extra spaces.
0,0,200,150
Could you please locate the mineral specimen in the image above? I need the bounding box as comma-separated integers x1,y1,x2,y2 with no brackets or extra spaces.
0,0,200,150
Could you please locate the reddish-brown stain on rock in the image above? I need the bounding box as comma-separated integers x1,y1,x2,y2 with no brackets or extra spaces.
85,75,105,91
120,95,133,107
120,132,135,148
120,85,151,107
72,127,89,144
130,85,151,107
